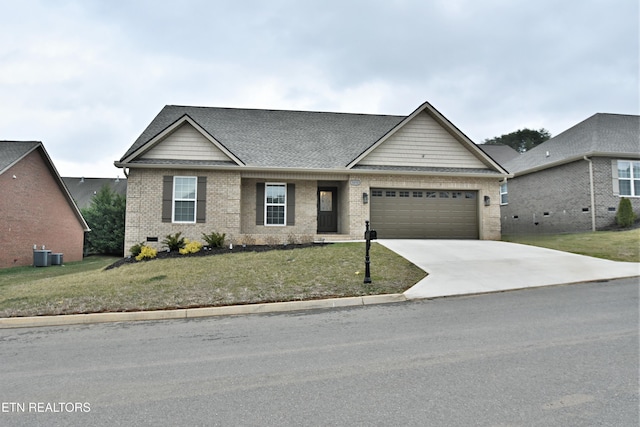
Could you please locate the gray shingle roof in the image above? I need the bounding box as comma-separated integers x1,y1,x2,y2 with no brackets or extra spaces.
121,106,406,169
503,113,640,175
477,144,520,166
0,141,41,173
62,177,127,210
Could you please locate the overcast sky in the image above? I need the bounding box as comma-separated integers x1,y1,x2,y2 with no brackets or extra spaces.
1,0,638,178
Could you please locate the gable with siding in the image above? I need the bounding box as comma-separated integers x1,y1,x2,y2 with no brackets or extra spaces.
357,112,487,169
141,123,233,162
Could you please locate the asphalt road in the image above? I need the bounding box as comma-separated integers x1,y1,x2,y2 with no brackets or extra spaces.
1,278,638,426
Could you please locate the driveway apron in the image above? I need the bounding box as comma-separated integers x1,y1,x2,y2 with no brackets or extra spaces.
379,240,640,299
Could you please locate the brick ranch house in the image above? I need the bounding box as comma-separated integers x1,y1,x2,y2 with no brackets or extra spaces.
499,113,640,234
0,141,90,268
115,101,510,251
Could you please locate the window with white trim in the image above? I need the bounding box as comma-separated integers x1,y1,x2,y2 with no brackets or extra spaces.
173,176,197,223
265,183,286,225
618,160,640,196
500,182,508,205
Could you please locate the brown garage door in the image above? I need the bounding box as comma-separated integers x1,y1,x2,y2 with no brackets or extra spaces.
370,189,479,239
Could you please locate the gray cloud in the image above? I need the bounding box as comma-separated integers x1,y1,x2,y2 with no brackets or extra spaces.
0,0,637,177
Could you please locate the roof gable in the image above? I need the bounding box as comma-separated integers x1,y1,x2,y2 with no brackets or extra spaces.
140,122,237,163
347,102,505,172
0,141,90,231
122,115,243,166
354,111,487,169
504,113,640,175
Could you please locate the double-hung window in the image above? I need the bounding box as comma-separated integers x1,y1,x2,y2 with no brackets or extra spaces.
265,183,286,225
500,182,508,205
618,160,640,197
173,176,197,223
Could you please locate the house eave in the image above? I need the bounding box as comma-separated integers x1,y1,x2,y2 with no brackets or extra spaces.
114,160,510,179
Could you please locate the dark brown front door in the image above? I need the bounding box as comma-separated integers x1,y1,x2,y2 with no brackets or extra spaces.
317,187,338,233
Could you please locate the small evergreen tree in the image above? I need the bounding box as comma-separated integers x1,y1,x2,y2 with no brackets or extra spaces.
81,185,126,255
616,197,636,228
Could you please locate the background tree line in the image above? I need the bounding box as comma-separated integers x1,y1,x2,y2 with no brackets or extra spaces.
482,128,551,153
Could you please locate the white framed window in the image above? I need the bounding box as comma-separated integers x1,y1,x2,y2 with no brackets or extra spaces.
173,176,197,223
265,183,286,226
500,182,508,205
618,160,640,197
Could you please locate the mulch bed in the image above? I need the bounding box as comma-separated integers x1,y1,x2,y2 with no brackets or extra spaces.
104,243,322,270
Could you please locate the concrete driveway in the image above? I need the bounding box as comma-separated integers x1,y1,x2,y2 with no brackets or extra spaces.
379,240,640,299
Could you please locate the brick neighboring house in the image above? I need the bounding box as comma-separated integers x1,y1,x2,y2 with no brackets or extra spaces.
115,101,510,250
0,141,90,268
499,113,640,234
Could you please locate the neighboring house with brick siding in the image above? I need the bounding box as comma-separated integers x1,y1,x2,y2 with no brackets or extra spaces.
499,113,640,234
0,141,90,268
115,101,510,251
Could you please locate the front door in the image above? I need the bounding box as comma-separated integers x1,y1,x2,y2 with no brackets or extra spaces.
317,187,338,233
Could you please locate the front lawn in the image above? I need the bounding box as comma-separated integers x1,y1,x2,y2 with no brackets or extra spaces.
0,243,426,318
502,228,640,263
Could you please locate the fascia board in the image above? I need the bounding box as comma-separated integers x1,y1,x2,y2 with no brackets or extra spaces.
120,115,245,166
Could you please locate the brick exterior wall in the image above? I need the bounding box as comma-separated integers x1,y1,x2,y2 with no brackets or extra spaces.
124,168,242,250
125,167,502,251
0,150,85,268
501,157,640,234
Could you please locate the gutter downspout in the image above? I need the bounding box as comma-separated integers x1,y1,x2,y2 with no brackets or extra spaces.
583,156,596,231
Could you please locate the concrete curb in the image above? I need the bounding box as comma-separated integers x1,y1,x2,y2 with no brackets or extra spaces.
0,294,407,329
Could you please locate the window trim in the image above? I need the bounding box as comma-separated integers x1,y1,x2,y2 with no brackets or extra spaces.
172,176,197,223
618,160,640,197
500,182,508,205
265,182,287,226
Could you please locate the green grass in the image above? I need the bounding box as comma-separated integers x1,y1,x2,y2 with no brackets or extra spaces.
0,243,426,318
0,255,120,287
502,228,640,263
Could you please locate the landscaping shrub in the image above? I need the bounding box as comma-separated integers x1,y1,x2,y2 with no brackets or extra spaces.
135,245,158,261
162,232,186,251
129,242,145,257
202,231,226,248
179,239,203,254
616,197,636,228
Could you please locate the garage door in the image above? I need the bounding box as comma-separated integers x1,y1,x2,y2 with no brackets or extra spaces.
370,189,479,239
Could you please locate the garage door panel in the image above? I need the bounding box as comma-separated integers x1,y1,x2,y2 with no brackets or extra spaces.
370,188,478,239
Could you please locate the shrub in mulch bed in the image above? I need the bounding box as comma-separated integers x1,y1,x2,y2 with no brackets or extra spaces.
105,243,322,270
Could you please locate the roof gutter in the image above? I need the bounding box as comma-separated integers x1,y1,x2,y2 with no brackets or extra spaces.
114,161,511,179
583,156,596,232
